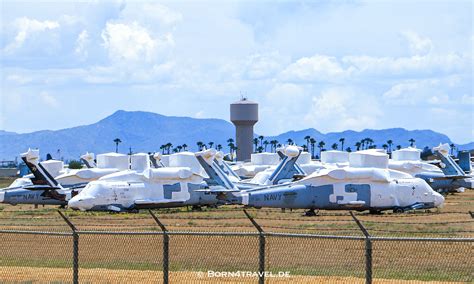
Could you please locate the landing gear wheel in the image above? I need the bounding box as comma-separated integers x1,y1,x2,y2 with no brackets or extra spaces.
393,207,404,214
304,209,319,217
192,205,202,211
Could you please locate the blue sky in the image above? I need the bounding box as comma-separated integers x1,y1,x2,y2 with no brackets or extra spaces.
1,0,473,143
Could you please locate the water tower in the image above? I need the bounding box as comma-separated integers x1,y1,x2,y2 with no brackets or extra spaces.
230,98,258,161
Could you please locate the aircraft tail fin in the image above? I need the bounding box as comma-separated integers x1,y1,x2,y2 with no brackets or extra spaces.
457,151,472,174
149,152,165,168
21,149,63,189
433,144,466,177
195,149,238,190
268,146,306,185
214,151,241,180
80,152,96,168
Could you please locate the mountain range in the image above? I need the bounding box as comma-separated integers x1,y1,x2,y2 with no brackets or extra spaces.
0,110,472,161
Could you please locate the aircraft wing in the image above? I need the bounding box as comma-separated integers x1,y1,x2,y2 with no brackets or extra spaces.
430,175,469,180
134,199,188,206
23,185,62,190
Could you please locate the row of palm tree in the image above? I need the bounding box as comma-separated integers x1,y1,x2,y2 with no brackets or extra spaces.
112,137,420,157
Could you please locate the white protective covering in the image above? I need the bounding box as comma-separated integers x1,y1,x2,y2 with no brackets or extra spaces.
391,148,421,161
130,153,150,172
297,152,312,164
21,148,40,163
349,150,389,169
250,152,280,165
433,143,451,156
41,160,65,177
388,160,442,175
321,151,350,164
80,152,96,166
148,167,193,180
327,167,391,182
161,155,170,167
96,153,129,170
168,152,205,176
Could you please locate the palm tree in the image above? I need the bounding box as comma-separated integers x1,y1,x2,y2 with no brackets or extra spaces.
172,148,178,153
382,144,388,151
182,144,188,151
258,135,264,147
177,145,183,152
310,138,316,158
263,140,269,152
216,144,222,151
304,136,311,152
386,140,393,153
196,141,204,151
331,143,338,150
208,142,214,149
228,141,234,155
113,138,122,153
339,138,345,151
159,145,165,154
409,138,415,147
257,146,264,153
302,145,308,152
286,138,293,145
253,138,259,152
360,139,365,150
346,147,352,152
396,145,402,150
270,140,278,152
355,142,361,151
166,143,172,154
318,141,325,157
366,138,374,149
449,143,456,156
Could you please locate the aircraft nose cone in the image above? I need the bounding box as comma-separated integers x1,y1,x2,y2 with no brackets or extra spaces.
434,192,445,207
68,196,92,211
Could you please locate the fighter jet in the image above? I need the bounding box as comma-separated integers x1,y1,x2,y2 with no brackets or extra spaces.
199,150,445,215
67,154,221,212
415,144,473,194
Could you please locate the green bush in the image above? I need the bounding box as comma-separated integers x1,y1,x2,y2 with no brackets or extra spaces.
68,160,83,169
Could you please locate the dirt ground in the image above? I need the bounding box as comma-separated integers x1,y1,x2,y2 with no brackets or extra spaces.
0,266,467,284
0,177,472,283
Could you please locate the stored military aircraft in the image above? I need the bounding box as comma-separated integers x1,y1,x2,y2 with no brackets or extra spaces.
67,153,222,212
415,144,473,194
199,151,445,215
196,146,306,190
0,149,79,206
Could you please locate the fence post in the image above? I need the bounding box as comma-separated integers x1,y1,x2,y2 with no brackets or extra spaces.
58,211,79,284
243,210,265,284
149,210,169,284
350,211,372,284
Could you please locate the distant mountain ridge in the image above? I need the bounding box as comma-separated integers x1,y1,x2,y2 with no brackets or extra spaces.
0,110,472,161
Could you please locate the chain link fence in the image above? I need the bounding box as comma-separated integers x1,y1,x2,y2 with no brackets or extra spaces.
0,209,472,283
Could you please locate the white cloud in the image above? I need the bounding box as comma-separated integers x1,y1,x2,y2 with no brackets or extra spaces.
280,52,469,82
382,76,462,106
280,55,351,82
74,30,89,59
119,2,183,26
304,87,382,131
244,52,288,80
400,31,433,55
39,91,59,108
101,22,173,63
4,17,60,52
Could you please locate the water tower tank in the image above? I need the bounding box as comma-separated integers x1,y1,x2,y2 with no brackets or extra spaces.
230,99,258,161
